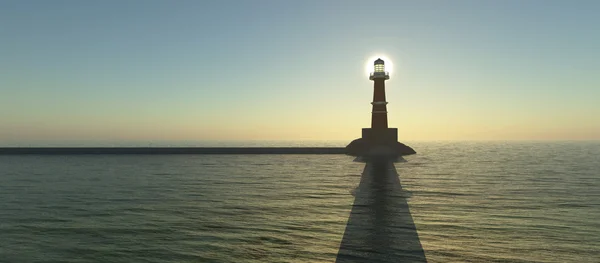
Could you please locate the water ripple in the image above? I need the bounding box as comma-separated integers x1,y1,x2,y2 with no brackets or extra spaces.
1,142,599,262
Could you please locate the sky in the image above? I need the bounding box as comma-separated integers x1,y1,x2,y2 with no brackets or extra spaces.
1,0,599,145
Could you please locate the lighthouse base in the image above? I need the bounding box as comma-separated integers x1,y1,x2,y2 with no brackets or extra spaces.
345,128,416,157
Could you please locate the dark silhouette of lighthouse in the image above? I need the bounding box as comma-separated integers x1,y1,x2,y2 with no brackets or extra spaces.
370,58,390,130
346,58,416,158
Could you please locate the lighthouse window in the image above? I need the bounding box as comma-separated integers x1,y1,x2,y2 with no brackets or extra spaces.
375,64,384,72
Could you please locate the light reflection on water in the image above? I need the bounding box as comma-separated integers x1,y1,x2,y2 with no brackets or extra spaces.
0,142,599,262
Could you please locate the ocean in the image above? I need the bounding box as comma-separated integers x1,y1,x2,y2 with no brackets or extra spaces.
1,141,599,262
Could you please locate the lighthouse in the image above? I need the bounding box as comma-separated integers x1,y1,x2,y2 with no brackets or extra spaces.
346,58,416,158
370,58,390,130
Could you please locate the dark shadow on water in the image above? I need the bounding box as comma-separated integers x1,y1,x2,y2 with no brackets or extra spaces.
336,159,426,262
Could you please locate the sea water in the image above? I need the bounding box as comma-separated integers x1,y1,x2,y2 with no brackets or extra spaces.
1,141,598,262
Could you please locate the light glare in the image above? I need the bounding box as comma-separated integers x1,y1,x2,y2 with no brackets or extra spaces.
365,54,394,77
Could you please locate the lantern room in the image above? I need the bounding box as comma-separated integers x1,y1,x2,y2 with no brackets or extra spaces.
374,58,385,72
369,58,390,80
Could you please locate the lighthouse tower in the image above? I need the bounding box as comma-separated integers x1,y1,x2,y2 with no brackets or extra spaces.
370,58,390,130
346,58,416,158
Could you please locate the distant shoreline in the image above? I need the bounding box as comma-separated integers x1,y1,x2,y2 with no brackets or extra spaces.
0,147,347,155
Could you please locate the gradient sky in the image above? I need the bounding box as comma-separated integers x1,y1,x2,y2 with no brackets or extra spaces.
1,0,599,145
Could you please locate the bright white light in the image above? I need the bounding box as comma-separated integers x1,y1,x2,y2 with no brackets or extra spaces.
364,54,394,77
